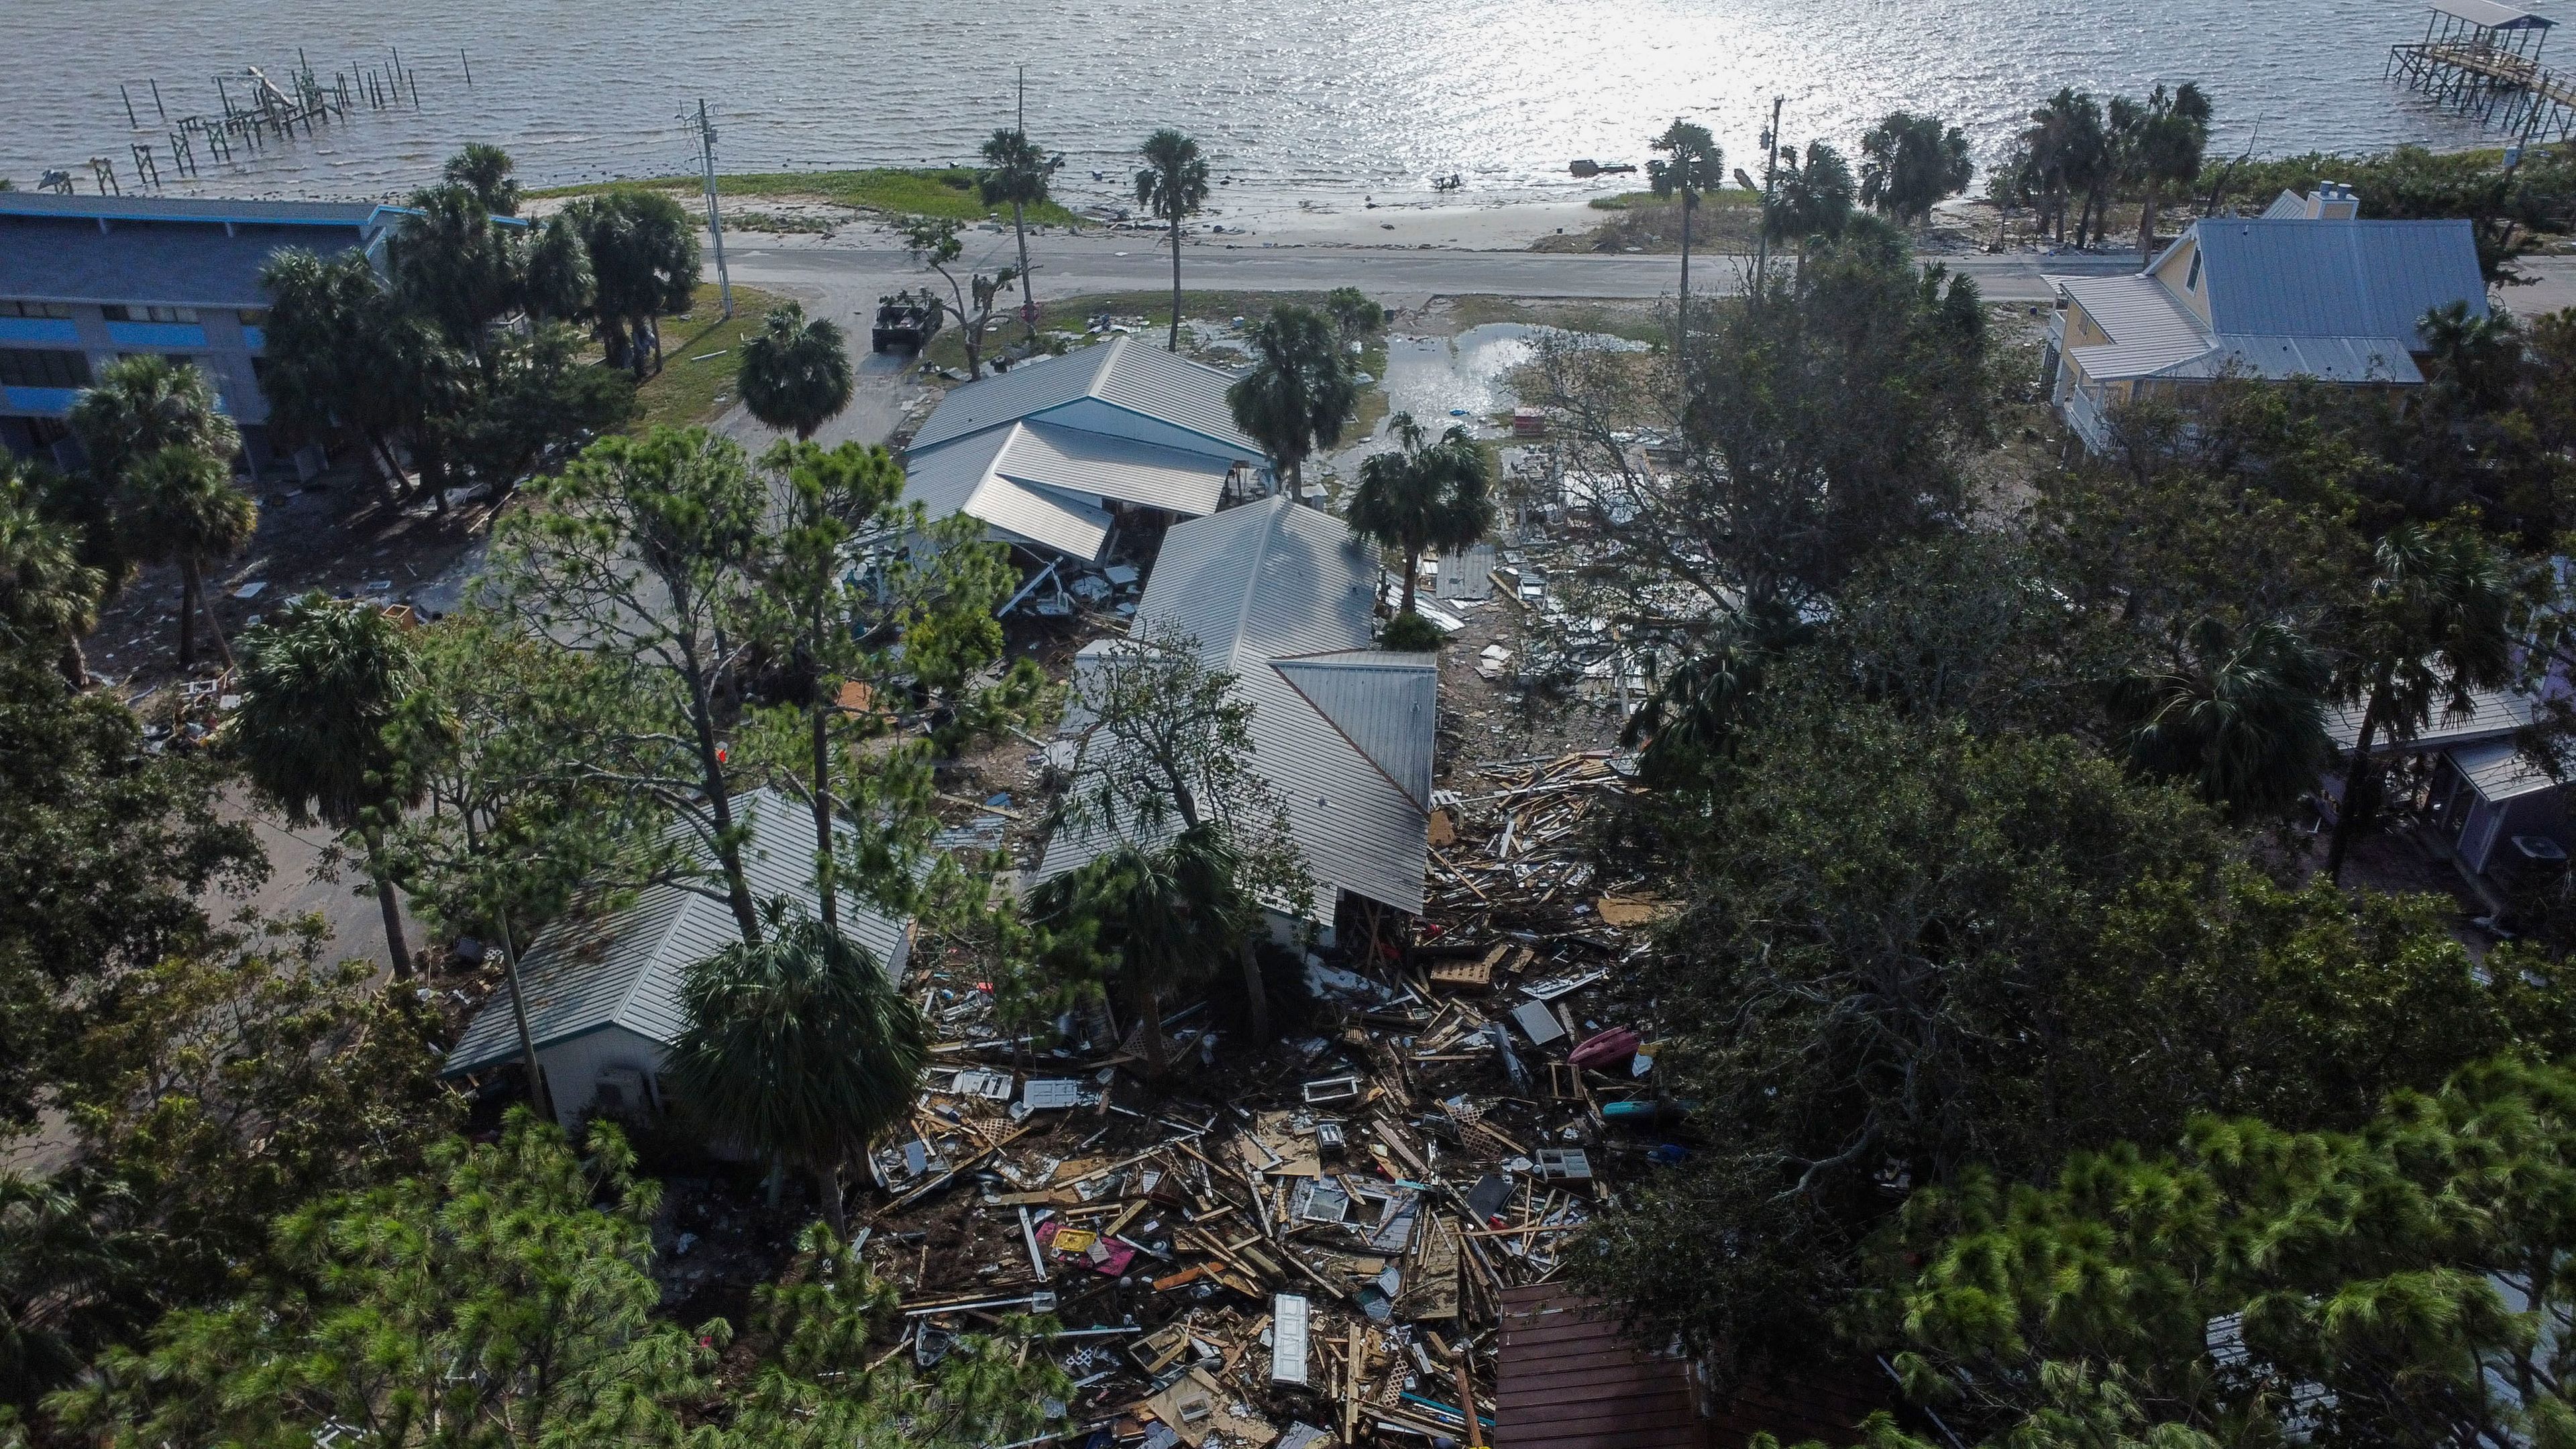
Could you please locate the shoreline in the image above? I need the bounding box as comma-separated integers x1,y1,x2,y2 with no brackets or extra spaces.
532,184,2133,259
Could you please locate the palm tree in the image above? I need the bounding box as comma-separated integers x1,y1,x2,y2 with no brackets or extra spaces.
1648,120,1722,337
231,592,427,977
2021,89,2102,242
521,214,595,325
979,127,1063,338
0,471,104,686
2131,83,2212,258
121,445,258,670
1767,142,1857,257
261,249,414,493
2113,616,2332,822
392,182,519,371
736,303,854,441
566,190,702,376
1,1173,144,1401
2324,525,2518,882
67,354,239,490
666,914,930,1233
66,357,247,667
441,142,521,216
1135,129,1212,352
1347,414,1497,615
1226,304,1358,499
1860,112,1975,230
2421,299,2526,413
1028,826,1257,1077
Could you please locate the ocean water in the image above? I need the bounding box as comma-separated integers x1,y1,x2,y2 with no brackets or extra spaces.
2,0,2523,210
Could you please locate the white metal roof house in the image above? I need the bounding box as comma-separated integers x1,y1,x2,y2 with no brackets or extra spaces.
442,788,913,1132
2322,688,2566,880
901,335,1269,561
2043,185,2487,451
1031,496,1438,939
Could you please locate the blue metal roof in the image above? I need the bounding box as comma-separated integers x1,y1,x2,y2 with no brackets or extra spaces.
2189,218,2487,349
0,211,372,307
0,193,394,227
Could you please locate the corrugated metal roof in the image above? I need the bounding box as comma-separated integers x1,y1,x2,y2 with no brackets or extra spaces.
2449,736,2560,802
908,335,1262,457
0,193,392,226
2436,0,2553,30
0,213,373,308
902,424,1114,558
1272,650,1438,808
2195,219,2487,347
443,788,910,1075
2052,273,2206,353
2068,337,2223,381
2193,334,2423,383
2327,686,2533,751
1032,498,1432,916
2263,189,2312,219
1090,338,1264,456
1002,421,1234,516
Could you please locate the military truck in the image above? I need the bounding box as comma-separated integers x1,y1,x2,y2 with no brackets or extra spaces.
871,290,945,354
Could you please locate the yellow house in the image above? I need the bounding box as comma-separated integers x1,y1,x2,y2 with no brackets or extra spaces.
2043,185,2488,450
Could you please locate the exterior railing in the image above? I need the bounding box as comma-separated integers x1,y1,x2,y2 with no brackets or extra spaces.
2062,384,2117,453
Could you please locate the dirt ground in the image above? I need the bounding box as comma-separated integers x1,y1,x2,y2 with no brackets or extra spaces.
89,457,492,699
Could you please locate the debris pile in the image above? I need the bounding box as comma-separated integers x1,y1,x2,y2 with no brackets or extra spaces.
1425,749,1665,947
869,875,1682,1448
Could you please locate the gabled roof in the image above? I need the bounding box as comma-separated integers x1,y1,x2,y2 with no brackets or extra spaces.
2053,273,2206,350
2163,218,2486,348
1272,650,1438,808
442,788,910,1076
2327,686,2534,753
900,423,1114,559
2449,736,2559,804
909,335,1261,457
1034,498,1436,916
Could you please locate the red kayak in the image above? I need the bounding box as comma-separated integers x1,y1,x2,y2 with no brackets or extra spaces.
1567,1026,1641,1072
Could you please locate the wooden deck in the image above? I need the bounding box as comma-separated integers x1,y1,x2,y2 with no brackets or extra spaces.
2388,39,2576,140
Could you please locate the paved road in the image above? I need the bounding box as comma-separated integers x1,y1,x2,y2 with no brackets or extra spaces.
726,231,2576,318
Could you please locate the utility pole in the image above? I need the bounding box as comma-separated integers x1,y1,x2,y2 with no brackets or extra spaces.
696,99,733,318
1673,117,1693,361
1754,95,1784,290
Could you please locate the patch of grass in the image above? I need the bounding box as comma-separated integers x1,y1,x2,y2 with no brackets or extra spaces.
533,168,1082,227
727,211,840,235
1340,336,1391,446
628,283,794,432
1539,189,1762,255
1586,186,1762,212
916,288,1330,373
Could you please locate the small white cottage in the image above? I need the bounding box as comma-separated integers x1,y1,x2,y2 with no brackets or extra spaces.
441,788,913,1132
